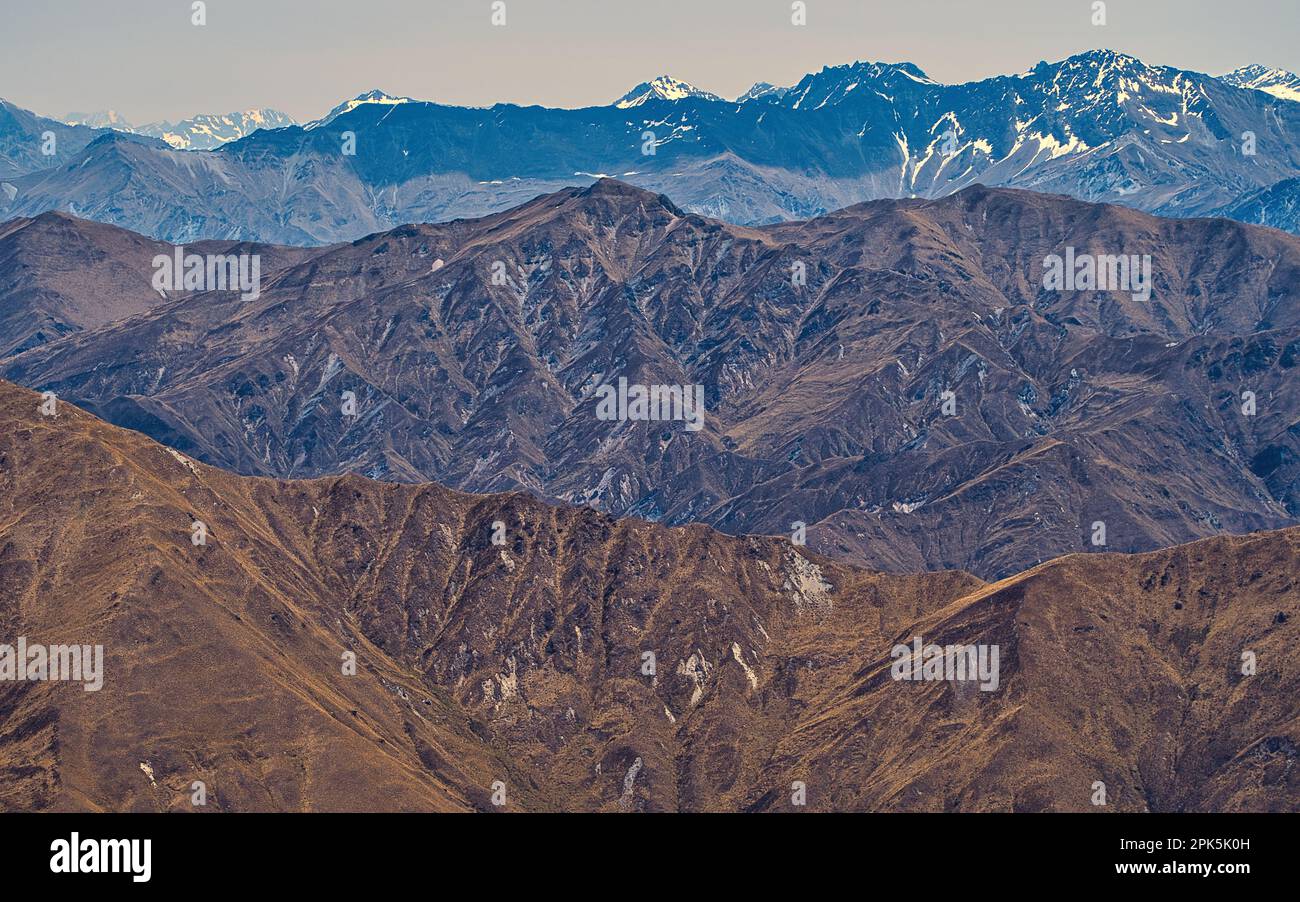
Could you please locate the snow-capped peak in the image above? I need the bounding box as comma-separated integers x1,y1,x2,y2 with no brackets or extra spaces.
307,90,415,129
774,60,937,111
63,108,294,149
614,76,722,109
1069,48,1143,67
736,82,793,103
1050,49,1156,85
64,110,135,130
1220,65,1300,103
146,109,296,148
737,82,776,103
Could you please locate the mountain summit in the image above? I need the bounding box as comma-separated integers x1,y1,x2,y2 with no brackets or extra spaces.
62,109,133,129
614,75,723,108
1221,64,1300,102
306,89,415,128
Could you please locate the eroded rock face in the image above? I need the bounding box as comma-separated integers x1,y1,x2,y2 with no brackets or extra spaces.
6,182,1300,578
1,381,1297,812
782,550,834,618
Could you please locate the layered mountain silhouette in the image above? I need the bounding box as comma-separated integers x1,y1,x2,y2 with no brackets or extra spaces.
1,380,1295,812
2,51,1300,243
3,181,1298,579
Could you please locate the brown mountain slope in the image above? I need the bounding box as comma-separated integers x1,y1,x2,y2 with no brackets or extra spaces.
0,211,314,358
4,182,1299,579
0,380,1296,811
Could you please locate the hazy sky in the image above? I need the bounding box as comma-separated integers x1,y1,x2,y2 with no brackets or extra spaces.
2,0,1297,123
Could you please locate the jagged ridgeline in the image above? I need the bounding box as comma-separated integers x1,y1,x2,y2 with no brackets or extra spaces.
3,51,1300,243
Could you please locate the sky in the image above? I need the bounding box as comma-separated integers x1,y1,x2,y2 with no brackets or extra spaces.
1,0,1298,123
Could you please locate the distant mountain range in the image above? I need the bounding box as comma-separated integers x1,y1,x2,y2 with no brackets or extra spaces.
1,51,1300,243
63,107,295,150
4,181,1298,579
3,377,1296,811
